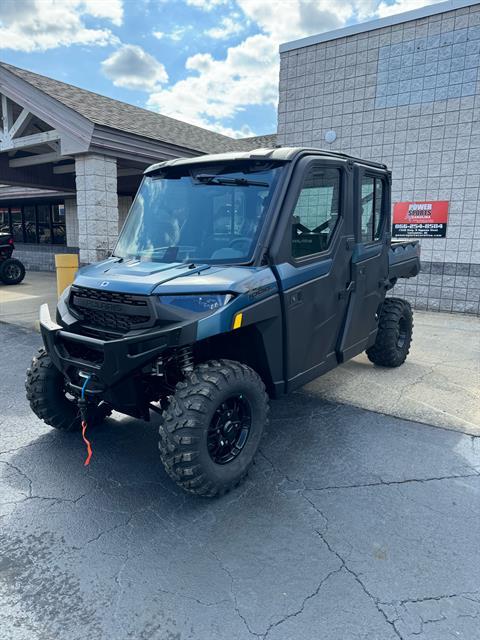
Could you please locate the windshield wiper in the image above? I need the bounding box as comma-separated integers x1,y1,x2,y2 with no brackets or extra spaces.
194,174,269,187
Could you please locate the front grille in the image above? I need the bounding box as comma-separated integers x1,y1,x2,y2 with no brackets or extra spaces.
70,286,152,332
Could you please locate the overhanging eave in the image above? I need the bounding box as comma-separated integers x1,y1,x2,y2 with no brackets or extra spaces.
0,66,94,155
89,125,207,164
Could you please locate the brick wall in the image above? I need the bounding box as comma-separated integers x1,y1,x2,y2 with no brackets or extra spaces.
14,244,78,272
278,2,480,314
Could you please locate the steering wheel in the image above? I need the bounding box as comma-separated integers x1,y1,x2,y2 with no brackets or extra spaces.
229,237,251,253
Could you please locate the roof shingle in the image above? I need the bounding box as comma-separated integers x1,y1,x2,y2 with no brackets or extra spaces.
236,133,277,150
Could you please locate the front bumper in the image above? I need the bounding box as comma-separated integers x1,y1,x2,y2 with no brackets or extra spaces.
39,303,197,393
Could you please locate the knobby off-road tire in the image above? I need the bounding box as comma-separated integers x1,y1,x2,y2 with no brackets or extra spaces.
25,348,111,432
159,359,269,497
366,297,413,368
0,258,25,285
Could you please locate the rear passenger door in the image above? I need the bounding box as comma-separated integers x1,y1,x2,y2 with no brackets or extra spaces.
337,165,390,361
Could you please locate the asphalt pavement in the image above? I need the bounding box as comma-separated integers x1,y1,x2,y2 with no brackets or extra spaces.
1,321,480,640
311,309,480,435
0,270,58,330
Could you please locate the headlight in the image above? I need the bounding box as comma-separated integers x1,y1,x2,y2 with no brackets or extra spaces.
158,294,233,312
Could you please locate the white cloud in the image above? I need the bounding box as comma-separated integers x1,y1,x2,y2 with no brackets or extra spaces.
186,0,228,10
102,44,168,91
206,122,256,138
236,0,351,42
377,0,439,18
205,16,244,39
147,33,278,133
0,0,122,52
152,25,192,41
82,0,123,26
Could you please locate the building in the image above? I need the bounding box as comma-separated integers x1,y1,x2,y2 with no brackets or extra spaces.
0,62,276,271
278,0,480,314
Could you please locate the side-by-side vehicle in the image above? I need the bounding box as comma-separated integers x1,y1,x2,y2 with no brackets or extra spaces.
26,147,420,496
0,233,26,285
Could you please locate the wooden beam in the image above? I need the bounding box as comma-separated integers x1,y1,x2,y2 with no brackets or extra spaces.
9,151,63,168
9,108,32,139
46,140,60,153
0,129,61,152
53,163,75,174
1,95,13,135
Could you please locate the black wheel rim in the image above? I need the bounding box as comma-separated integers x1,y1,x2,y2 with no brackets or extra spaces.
4,262,21,280
207,395,252,465
397,316,408,350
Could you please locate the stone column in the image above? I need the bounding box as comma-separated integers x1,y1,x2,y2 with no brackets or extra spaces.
64,197,79,248
75,154,118,264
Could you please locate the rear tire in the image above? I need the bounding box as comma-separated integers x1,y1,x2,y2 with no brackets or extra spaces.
25,349,111,431
366,297,413,367
158,359,269,497
0,258,25,285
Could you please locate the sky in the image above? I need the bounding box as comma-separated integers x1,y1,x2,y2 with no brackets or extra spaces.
0,0,441,139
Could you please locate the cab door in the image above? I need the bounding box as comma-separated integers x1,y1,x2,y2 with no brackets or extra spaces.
337,165,390,361
270,156,355,392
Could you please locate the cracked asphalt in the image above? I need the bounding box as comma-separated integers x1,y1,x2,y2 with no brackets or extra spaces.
1,321,479,640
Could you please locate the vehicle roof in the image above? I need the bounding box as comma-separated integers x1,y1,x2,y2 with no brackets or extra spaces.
144,147,389,174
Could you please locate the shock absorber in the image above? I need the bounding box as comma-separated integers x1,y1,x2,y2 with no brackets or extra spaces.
178,345,194,374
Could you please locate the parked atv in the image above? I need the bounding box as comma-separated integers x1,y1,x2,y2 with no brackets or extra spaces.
26,147,420,497
0,233,26,285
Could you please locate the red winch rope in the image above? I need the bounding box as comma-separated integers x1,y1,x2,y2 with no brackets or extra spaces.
81,420,93,466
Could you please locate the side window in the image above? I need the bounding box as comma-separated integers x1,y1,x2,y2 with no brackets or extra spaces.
291,167,341,259
360,176,385,242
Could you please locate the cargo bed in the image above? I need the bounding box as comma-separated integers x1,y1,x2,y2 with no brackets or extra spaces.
388,240,421,285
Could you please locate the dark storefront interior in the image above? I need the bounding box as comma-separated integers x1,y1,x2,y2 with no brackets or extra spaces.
0,201,66,245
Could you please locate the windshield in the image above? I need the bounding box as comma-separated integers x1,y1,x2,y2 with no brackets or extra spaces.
114,161,284,264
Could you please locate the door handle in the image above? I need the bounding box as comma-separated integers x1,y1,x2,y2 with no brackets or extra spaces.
338,281,355,299
289,291,303,306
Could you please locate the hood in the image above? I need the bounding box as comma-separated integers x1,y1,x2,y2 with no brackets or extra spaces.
74,258,274,296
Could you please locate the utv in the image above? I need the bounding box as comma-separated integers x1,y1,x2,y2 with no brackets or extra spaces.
0,233,26,285
26,147,420,497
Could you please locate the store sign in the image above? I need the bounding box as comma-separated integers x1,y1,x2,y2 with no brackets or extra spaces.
392,201,449,238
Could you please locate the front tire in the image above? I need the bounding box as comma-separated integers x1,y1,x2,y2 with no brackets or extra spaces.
158,359,269,497
0,258,25,285
25,349,111,431
366,297,413,367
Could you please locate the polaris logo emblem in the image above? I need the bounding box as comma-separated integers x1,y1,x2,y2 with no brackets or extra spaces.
99,281,110,287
